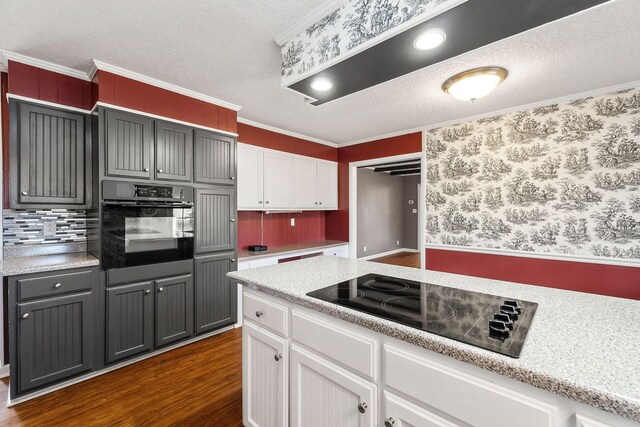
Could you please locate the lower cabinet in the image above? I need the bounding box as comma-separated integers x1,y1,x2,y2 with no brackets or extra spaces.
195,252,237,334
106,281,154,363
290,345,377,427
155,274,194,347
243,321,288,427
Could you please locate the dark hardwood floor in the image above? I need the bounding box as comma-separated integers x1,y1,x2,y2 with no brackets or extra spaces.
0,328,243,426
370,251,421,268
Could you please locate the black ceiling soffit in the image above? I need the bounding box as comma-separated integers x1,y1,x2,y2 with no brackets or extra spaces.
374,163,421,172
290,0,611,106
390,169,421,176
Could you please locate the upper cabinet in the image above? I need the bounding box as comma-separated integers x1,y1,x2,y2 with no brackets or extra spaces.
105,109,154,180
238,143,338,211
155,120,193,182
10,101,91,208
194,130,236,185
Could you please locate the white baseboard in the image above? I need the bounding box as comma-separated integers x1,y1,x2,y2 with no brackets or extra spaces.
359,248,419,261
0,364,9,379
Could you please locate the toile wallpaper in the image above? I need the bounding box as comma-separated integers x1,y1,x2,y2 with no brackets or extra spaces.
425,87,640,261
281,0,462,85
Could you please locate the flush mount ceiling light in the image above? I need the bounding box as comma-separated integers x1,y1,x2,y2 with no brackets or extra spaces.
310,77,333,91
442,67,508,102
413,29,447,51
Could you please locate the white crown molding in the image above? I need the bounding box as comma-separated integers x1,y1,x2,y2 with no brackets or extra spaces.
237,117,338,148
339,78,640,148
6,94,94,114
425,244,640,268
91,60,242,111
274,0,346,46
0,50,91,81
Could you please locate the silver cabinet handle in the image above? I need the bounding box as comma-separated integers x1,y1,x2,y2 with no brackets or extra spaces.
274,353,282,362
158,287,164,292
53,283,62,289
144,167,150,172
255,310,264,318
21,191,28,196
22,313,29,319
384,418,395,427
357,402,367,414
157,169,163,173
230,218,235,222
145,290,151,295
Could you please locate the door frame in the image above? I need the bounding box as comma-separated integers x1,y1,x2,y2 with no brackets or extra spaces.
348,144,425,269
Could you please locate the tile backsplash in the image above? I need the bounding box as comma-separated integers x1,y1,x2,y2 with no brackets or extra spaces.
3,209,89,246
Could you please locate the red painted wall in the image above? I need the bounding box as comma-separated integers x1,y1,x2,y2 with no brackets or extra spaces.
237,123,338,161
97,70,237,133
7,61,95,110
426,249,640,300
1,72,9,207
238,211,326,250
325,132,423,241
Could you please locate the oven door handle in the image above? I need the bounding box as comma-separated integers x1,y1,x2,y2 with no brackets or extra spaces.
102,201,194,208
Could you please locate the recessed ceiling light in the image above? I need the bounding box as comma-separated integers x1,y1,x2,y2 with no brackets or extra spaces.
413,29,446,51
442,67,508,102
310,77,333,91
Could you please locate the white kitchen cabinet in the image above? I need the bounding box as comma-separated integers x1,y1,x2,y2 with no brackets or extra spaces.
317,161,338,209
292,157,318,209
243,321,288,427
384,392,461,427
238,145,264,210
290,344,376,427
263,152,293,209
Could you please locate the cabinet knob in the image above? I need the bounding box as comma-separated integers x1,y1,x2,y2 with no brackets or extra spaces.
319,202,322,205
231,176,235,180
21,191,28,196
53,282,62,289
384,418,395,427
265,201,269,204
314,202,318,205
274,353,282,362
255,310,264,318
144,167,150,172
230,259,236,263
157,169,163,173
22,313,29,319
145,290,151,295
357,402,368,414
258,201,262,204
230,218,235,222
158,287,164,292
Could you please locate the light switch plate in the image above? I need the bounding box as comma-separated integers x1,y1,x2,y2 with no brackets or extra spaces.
290,218,295,226
43,220,57,237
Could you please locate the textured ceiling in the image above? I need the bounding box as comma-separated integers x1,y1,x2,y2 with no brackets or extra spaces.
0,0,639,145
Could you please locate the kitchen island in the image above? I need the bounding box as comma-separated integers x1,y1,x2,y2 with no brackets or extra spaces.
228,256,640,427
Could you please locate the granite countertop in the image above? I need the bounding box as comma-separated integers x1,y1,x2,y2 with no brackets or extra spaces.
1,252,100,276
238,240,348,260
228,256,640,422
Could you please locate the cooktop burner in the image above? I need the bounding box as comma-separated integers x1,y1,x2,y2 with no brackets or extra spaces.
307,273,538,358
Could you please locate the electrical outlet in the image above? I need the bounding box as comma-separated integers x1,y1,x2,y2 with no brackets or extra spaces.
290,218,295,226
363,246,367,252
43,220,57,237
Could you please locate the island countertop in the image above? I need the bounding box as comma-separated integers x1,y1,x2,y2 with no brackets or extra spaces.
228,256,640,422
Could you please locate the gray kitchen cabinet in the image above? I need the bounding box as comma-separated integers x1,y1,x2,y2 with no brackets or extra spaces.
195,186,236,254
194,129,236,185
10,100,90,208
106,281,154,364
194,253,237,334
15,293,94,394
155,120,193,182
105,109,154,179
155,274,194,347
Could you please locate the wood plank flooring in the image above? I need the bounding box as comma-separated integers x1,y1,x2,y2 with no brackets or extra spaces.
0,328,243,427
369,251,421,268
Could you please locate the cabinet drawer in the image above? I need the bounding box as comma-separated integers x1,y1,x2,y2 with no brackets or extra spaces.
291,310,377,381
243,291,289,337
384,346,556,427
17,270,94,301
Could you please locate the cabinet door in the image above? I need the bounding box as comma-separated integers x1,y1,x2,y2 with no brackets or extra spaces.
106,282,154,364
16,293,93,394
384,392,461,427
263,152,293,209
292,157,318,209
155,274,194,347
194,130,236,185
243,321,288,427
290,345,376,427
195,253,237,334
237,145,264,210
195,187,236,254
105,109,153,179
155,120,193,182
317,161,338,210
13,102,87,207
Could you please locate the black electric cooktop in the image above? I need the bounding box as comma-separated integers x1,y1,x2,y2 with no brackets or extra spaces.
307,274,538,358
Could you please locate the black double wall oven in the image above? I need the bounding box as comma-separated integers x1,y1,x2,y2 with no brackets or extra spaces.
101,181,194,270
